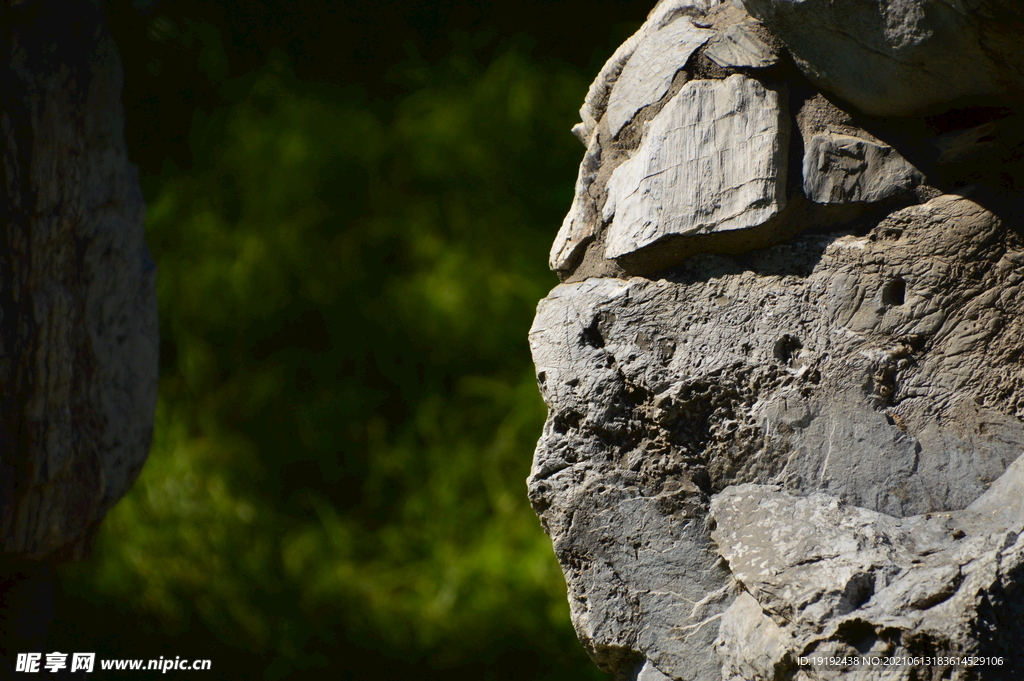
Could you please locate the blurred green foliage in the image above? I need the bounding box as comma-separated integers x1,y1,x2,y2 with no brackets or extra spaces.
52,6,630,678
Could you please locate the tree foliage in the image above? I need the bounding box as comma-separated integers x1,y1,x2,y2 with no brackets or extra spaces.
55,18,610,680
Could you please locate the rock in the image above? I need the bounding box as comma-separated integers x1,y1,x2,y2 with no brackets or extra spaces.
715,592,794,681
711,476,1024,679
537,0,1024,676
636,660,674,681
604,17,714,138
603,74,788,261
573,0,725,145
549,131,603,271
530,195,1024,679
739,0,1024,116
803,132,923,204
703,23,777,70
0,2,158,560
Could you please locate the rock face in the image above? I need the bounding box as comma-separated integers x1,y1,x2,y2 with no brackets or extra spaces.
803,133,923,204
603,74,788,259
531,1,1024,679
0,2,159,561
739,0,1024,116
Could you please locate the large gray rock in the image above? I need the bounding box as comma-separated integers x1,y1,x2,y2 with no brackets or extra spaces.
603,74,788,260
530,195,1024,679
739,0,1024,116
536,1,1024,677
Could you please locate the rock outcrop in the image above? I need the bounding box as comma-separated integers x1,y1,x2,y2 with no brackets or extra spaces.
530,0,1024,679
0,2,159,561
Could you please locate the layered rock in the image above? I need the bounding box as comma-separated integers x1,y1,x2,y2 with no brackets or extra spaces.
531,0,1024,678
603,74,788,259
740,0,1024,116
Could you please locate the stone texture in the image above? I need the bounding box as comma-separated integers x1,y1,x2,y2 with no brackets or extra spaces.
538,0,1024,676
549,130,603,271
603,74,788,261
803,133,923,204
572,0,725,145
703,22,777,70
739,0,1024,116
0,2,159,560
604,17,714,138
636,660,674,681
530,195,1024,679
712,473,1024,679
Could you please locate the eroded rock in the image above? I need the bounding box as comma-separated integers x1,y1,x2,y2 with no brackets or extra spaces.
740,0,1024,116
603,74,788,260
530,195,1024,679
534,1,1024,677
703,22,777,70
803,133,923,204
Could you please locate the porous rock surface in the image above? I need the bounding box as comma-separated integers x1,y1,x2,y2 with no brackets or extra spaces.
530,0,1024,679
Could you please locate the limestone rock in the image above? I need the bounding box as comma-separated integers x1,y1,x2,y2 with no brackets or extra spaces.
703,23,777,70
550,131,603,271
537,0,1024,676
711,473,1024,679
530,194,1024,679
604,17,714,138
803,133,923,204
603,74,788,260
0,2,158,559
573,0,725,145
739,0,1024,116
636,660,673,681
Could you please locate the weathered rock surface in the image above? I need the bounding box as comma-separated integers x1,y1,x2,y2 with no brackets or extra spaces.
531,197,1024,678
703,22,777,70
712,469,1024,680
0,2,159,560
803,133,923,204
604,17,714,138
604,74,788,260
535,0,1024,678
740,0,1024,116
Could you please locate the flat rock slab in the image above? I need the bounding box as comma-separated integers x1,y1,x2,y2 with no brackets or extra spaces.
605,17,714,138
703,23,777,69
803,132,922,204
603,74,788,261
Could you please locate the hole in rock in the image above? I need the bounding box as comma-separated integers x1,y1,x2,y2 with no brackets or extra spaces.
773,334,802,365
883,278,907,306
581,317,605,349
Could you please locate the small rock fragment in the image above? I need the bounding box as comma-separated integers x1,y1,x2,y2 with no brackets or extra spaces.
802,132,922,203
550,130,602,271
704,23,777,69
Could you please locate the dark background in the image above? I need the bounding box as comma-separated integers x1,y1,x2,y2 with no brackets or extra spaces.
47,0,653,679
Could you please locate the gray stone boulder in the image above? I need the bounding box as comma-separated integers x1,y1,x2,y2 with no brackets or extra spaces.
739,0,1024,116
533,1,1024,678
